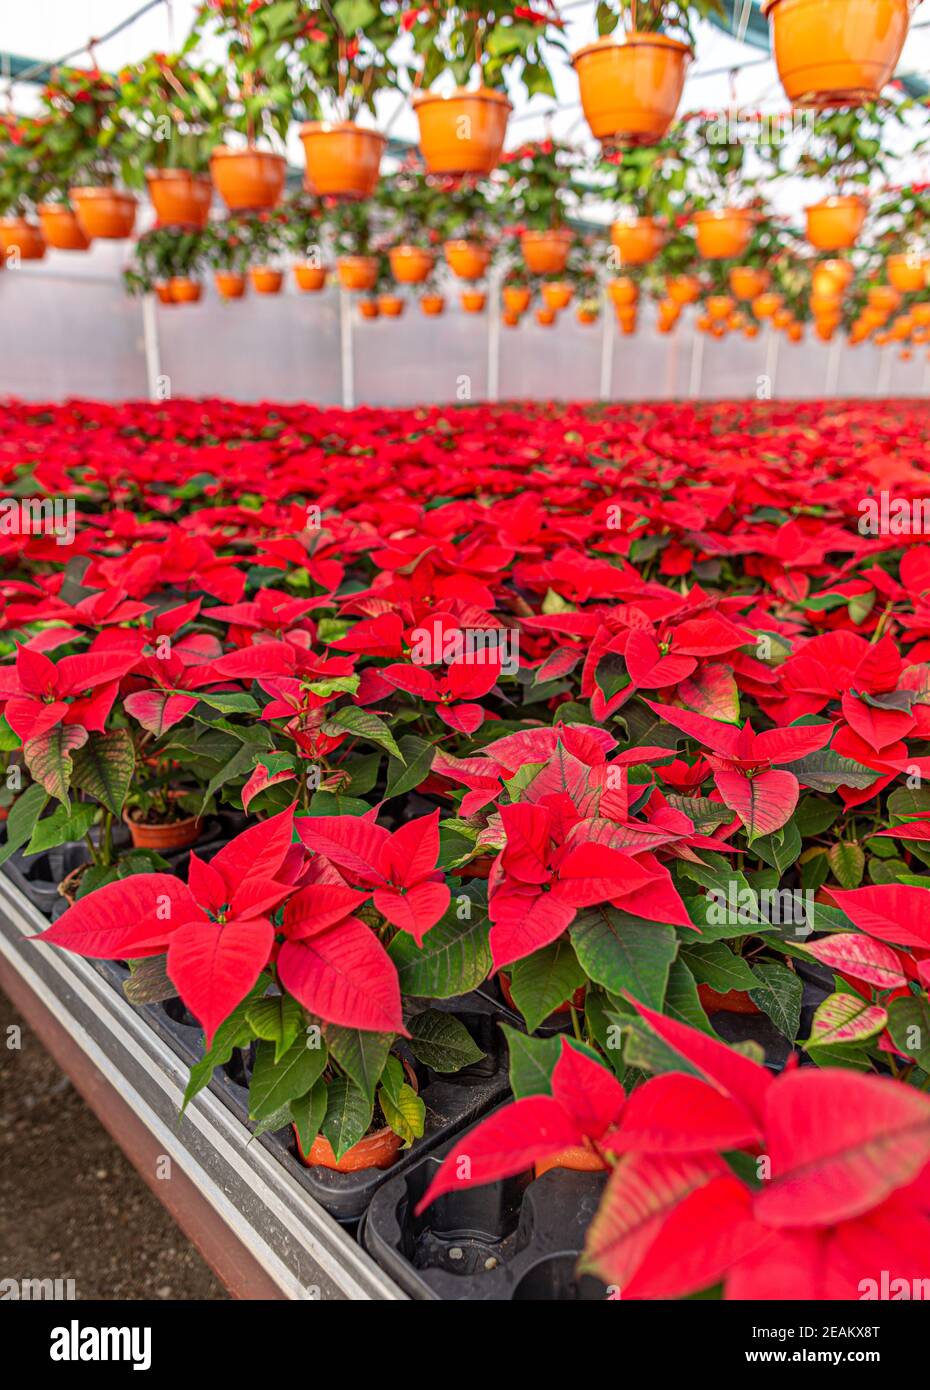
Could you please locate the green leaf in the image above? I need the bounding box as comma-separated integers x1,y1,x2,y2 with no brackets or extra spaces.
500,1025,562,1098
291,1080,327,1155
793,796,840,838
23,725,88,804
680,940,759,993
378,1080,425,1146
248,1036,328,1125
507,939,585,1033
887,995,930,1071
388,889,491,997
570,906,677,1009
781,750,877,792
70,729,136,818
752,821,801,876
829,841,865,889
321,1024,393,1103
123,955,176,1005
320,1076,373,1159
193,691,260,716
182,982,266,1111
324,706,405,762
24,800,96,856
662,958,716,1035
245,993,304,1063
748,962,803,1039
383,735,435,800
407,1009,484,1072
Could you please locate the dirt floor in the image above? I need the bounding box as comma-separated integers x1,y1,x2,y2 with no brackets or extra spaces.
0,988,226,1300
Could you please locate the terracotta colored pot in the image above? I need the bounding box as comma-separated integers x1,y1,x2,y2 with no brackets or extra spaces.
729,265,768,300
413,86,511,176
293,263,327,292
125,807,202,851
535,1143,609,1179
744,321,760,339
911,302,930,328
443,239,489,280
887,252,927,294
607,276,639,308
693,208,754,260
299,121,385,198
209,146,286,212
155,282,174,305
378,293,405,317
707,294,735,321
541,281,573,311
70,187,137,239
146,169,212,228
37,203,90,251
753,291,783,319
503,285,531,315
616,303,638,329
576,307,598,325
535,306,556,326
503,310,521,328
389,245,434,284
0,217,45,260
461,289,486,313
420,294,445,316
666,274,700,305
168,276,202,303
610,216,662,267
762,0,913,105
215,270,246,300
811,259,852,297
295,1061,418,1172
867,283,901,313
572,32,692,144
249,266,283,294
805,194,867,250
520,228,572,275
698,984,762,1016
773,306,794,329
337,255,378,291
358,297,380,319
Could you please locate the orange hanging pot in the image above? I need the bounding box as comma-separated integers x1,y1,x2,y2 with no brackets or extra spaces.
293,263,327,292
753,290,783,319
461,289,486,313
209,146,286,211
887,252,927,294
610,216,663,266
337,255,378,291
378,293,405,317
535,305,556,326
69,187,137,239
214,270,246,300
357,297,380,319
502,285,531,315
249,266,284,294
443,239,489,280
728,265,768,300
0,217,46,260
761,0,914,105
37,203,90,250
911,301,930,328
666,274,700,305
576,306,598,324
617,308,638,335
571,32,692,144
168,276,202,303
804,194,867,250
693,208,754,260
811,258,852,296
541,281,573,311
520,228,572,275
420,293,445,316
503,309,521,327
413,86,511,176
607,276,639,308
155,282,174,305
867,283,901,313
299,121,385,199
388,245,434,284
146,169,212,228
707,294,735,321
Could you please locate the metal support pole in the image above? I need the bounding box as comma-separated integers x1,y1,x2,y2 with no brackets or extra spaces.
141,294,162,402
339,287,354,410
824,334,842,397
486,265,501,402
763,325,779,399
688,326,704,399
598,290,615,400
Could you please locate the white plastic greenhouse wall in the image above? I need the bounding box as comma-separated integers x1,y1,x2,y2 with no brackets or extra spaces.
1,240,925,405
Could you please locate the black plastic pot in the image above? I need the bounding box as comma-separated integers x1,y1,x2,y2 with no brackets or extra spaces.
361,1125,609,1300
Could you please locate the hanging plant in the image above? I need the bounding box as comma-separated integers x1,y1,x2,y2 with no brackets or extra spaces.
762,0,916,107
123,226,211,303
0,115,48,260
794,101,905,250
678,108,780,260
39,67,138,239
601,137,687,267
496,139,583,272
572,1,722,145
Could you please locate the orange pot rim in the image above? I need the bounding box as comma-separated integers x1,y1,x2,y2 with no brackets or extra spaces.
210,145,286,165
0,214,39,228
571,31,693,65
693,207,755,224
69,186,137,204
339,253,378,267
36,201,78,214
807,193,868,212
145,168,212,185
412,84,512,114
298,120,386,145
520,227,573,243
391,244,433,257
